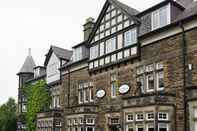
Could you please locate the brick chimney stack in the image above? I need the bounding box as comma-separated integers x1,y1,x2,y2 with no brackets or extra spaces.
83,17,95,41
176,0,193,7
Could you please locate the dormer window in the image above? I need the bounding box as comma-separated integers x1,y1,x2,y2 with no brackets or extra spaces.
151,4,171,30
73,47,82,62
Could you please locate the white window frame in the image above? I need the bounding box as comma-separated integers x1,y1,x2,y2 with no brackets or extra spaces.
127,113,134,122
146,123,154,131
136,124,144,131
89,87,94,102
124,28,137,47
100,42,105,56
194,107,197,118
158,112,168,121
151,4,171,30
146,112,154,121
158,123,169,131
86,126,95,131
126,124,134,131
136,113,144,121
156,71,164,91
86,118,95,125
146,73,154,93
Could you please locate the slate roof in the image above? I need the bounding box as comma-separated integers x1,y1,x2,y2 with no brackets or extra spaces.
174,1,197,22
18,50,36,75
44,45,73,66
109,0,139,16
51,46,73,60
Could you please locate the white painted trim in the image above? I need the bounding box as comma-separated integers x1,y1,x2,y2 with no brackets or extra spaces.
142,18,197,46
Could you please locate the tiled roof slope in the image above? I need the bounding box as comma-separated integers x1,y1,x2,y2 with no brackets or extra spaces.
51,46,73,60
174,1,197,22
18,51,36,74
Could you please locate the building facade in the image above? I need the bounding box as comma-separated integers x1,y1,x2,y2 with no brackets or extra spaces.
17,0,197,131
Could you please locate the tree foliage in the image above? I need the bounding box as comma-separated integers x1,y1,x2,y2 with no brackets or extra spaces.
24,80,51,131
0,98,17,131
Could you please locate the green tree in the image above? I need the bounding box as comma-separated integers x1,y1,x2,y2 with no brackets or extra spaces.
24,80,51,131
0,98,17,131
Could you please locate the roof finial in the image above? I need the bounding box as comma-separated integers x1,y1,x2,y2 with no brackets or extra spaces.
28,48,31,56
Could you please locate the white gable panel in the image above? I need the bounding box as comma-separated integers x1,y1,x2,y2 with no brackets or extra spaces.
91,4,134,44
46,52,60,84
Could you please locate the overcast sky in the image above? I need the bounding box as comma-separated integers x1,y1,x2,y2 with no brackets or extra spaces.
0,0,163,104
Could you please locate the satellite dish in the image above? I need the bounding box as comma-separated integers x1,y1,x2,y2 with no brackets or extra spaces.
119,84,130,94
96,89,106,98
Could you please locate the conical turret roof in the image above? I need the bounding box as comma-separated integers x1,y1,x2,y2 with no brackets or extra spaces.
17,48,36,75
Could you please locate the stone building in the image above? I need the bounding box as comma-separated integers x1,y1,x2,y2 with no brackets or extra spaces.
17,0,197,131
17,46,72,131
60,0,197,131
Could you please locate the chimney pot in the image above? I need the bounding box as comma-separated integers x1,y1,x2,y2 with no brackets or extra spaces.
83,17,95,41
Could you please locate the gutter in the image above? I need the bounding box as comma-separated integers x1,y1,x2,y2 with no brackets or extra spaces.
179,21,188,131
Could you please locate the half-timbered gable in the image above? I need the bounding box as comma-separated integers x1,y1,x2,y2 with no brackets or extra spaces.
88,0,140,71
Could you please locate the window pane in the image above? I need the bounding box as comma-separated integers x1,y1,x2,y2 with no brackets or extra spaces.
100,42,105,56
117,15,123,23
146,74,154,91
124,29,137,47
111,82,116,97
117,34,123,49
157,71,164,90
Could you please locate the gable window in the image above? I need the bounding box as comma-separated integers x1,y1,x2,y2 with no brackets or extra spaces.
73,47,82,62
90,45,99,60
105,13,110,21
117,34,123,49
105,37,116,54
117,15,123,23
100,42,105,56
152,5,170,30
100,24,105,32
111,10,116,17
124,28,137,47
111,18,116,26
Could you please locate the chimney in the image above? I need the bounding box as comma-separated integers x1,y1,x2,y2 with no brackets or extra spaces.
176,0,193,7
83,17,95,41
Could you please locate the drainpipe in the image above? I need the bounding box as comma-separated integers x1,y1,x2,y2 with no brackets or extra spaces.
179,21,187,131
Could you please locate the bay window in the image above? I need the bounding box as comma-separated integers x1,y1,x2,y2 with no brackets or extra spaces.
152,5,170,30
157,71,164,90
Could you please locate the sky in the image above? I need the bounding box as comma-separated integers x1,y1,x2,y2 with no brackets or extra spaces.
0,0,163,104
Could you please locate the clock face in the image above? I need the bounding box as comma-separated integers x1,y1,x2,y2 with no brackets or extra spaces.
119,84,130,94
96,89,106,98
